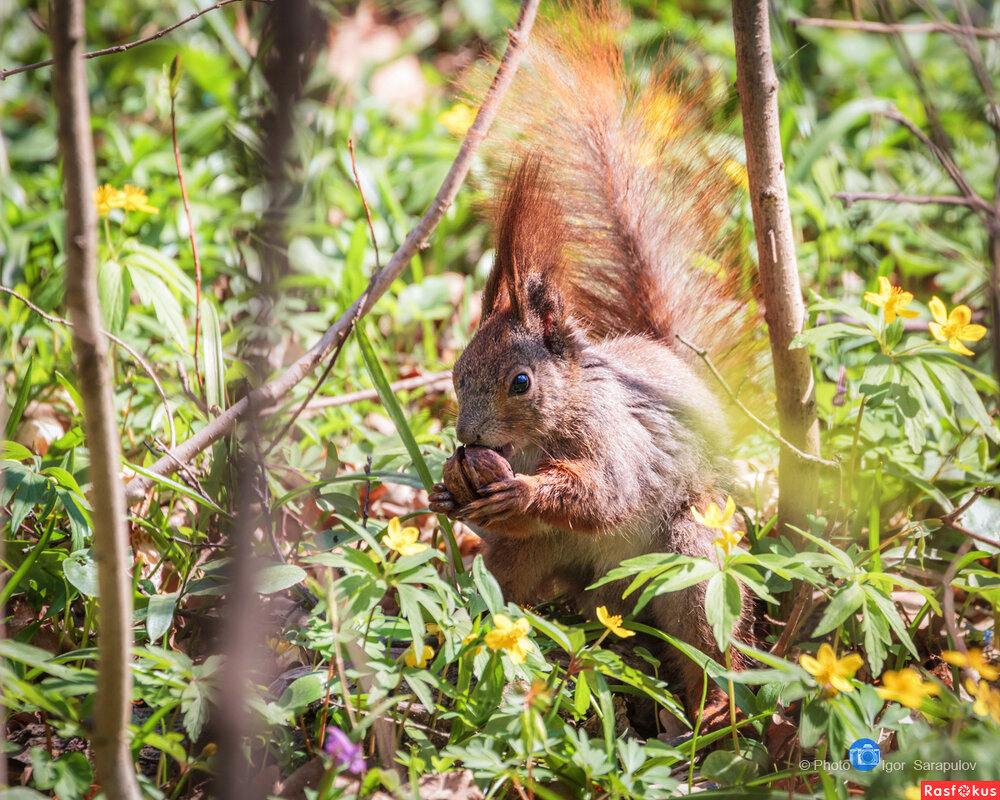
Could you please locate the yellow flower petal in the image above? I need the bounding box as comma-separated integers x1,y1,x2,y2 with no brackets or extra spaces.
863,291,886,307
403,643,435,668
122,184,159,214
948,338,975,356
929,296,948,325
383,516,428,556
596,605,635,638
958,324,987,342
484,614,533,662
949,304,972,328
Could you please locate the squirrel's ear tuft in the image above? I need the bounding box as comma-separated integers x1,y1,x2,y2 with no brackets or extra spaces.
483,155,566,327
525,274,568,355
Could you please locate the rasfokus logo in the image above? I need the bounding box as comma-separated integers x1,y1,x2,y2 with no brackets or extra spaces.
921,782,1000,798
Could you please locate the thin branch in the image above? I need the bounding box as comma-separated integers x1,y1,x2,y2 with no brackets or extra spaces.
52,0,141,795
733,0,822,540
350,137,381,271
169,56,204,391
675,333,840,470
791,17,1000,39
259,370,453,418
834,191,985,209
1,284,175,447
123,0,542,505
1,0,270,81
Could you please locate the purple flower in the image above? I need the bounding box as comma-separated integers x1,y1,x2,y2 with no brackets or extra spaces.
324,726,365,773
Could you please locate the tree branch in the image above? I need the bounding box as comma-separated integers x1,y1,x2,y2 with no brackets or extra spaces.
1,0,269,81
833,191,986,209
51,1,141,797
733,0,822,538
790,16,1000,39
123,0,542,504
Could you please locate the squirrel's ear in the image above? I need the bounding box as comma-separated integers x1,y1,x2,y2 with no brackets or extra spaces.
483,156,565,327
526,275,568,355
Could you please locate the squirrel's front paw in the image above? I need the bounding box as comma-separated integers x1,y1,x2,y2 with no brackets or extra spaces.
428,482,460,518
461,476,535,527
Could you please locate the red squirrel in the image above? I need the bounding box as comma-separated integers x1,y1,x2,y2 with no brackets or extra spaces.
429,2,761,724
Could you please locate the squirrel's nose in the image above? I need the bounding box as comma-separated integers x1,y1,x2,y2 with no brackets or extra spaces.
456,421,478,445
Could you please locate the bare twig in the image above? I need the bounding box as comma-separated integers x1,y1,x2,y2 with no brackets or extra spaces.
733,0,822,538
52,0,141,796
1,0,269,81
790,16,1000,39
349,138,381,272
834,191,985,209
259,370,452,417
676,333,837,470
942,539,973,658
1,279,175,449
169,56,204,391
123,0,542,504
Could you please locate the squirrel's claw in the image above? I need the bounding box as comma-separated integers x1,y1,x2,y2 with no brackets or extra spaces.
429,486,460,518
461,477,532,526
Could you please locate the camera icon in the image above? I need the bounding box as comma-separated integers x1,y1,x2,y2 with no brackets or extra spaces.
848,738,882,771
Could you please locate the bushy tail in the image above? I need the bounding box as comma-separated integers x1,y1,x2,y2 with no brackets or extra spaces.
469,1,763,374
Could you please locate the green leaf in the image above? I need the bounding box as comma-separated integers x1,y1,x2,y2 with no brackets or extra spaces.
278,671,327,713
357,321,462,573
127,266,189,351
790,322,871,349
200,297,226,410
146,593,177,642
5,369,34,440
812,580,864,636
927,356,1000,443
255,563,306,594
700,750,759,785
98,258,127,332
704,572,742,651
63,548,100,597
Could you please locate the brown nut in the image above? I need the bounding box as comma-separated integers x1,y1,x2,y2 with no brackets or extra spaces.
441,445,514,506
461,445,514,490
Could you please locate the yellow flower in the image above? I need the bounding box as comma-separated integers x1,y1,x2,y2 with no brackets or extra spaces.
942,648,1000,681
905,787,921,800
484,614,533,664
713,527,743,556
121,184,159,214
928,297,986,356
965,678,1000,724
875,668,940,709
863,276,919,325
383,517,428,556
403,642,435,668
596,605,635,639
799,643,864,694
439,103,477,137
691,495,736,532
94,184,126,216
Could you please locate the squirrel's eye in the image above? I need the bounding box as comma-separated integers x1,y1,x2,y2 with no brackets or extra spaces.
509,373,531,395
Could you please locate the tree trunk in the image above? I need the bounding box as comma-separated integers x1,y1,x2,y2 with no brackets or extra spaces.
732,0,821,539
51,1,141,797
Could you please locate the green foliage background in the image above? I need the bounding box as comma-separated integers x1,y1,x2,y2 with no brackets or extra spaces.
2,1,1000,798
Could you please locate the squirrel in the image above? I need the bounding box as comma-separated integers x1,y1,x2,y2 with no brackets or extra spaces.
429,2,762,726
